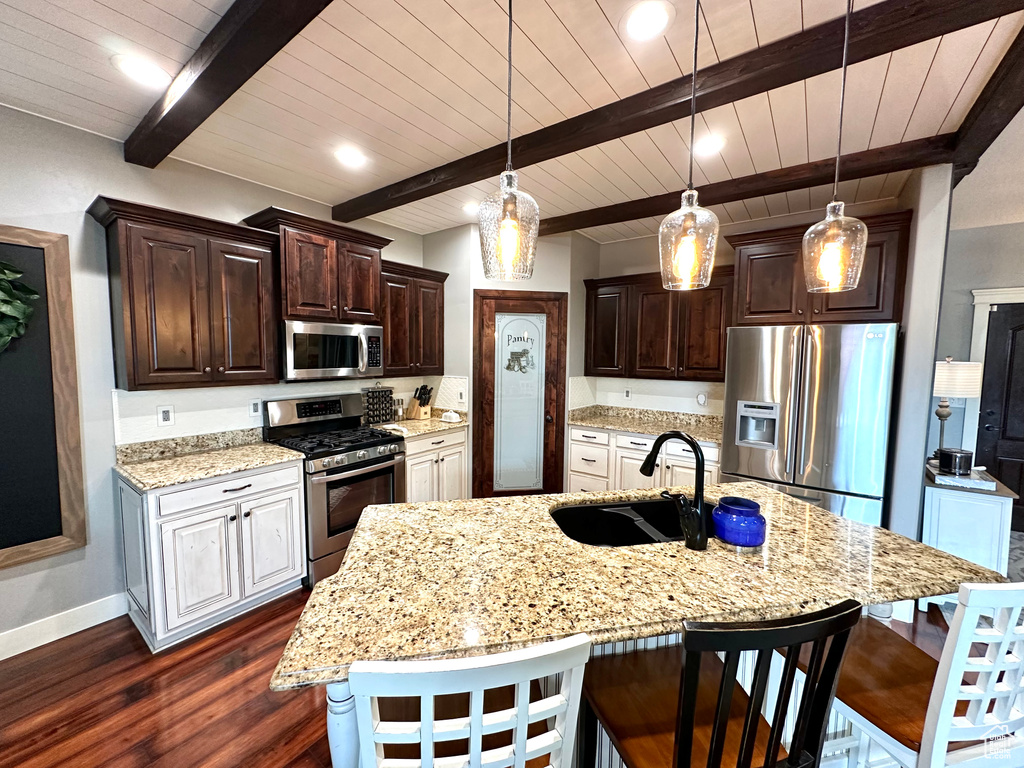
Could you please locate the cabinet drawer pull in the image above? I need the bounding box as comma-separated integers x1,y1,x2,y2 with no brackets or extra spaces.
222,483,252,493
581,457,596,463
580,434,597,439
431,440,444,445
630,441,647,447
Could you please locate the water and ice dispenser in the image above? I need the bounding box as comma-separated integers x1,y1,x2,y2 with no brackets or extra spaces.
735,401,780,449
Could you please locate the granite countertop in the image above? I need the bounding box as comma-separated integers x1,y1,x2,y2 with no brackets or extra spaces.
568,405,723,446
116,442,304,492
270,481,1003,690
384,413,469,438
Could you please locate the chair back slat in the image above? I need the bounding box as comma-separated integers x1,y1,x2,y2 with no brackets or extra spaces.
350,634,591,768
920,584,1024,764
675,600,861,768
736,649,773,768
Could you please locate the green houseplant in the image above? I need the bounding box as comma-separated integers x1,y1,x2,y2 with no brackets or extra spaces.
0,260,39,354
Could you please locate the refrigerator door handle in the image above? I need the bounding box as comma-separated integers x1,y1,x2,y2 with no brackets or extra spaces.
786,327,804,480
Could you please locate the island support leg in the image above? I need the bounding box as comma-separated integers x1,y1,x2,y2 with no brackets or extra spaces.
326,682,360,768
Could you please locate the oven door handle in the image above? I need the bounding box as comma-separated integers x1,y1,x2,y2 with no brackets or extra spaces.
359,334,368,372
310,456,405,484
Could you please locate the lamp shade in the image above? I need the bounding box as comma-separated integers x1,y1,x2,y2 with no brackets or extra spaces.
932,359,983,398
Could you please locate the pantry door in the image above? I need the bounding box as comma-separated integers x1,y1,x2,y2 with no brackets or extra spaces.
473,291,567,498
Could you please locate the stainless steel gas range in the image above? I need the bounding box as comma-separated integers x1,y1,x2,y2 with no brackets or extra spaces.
263,394,406,584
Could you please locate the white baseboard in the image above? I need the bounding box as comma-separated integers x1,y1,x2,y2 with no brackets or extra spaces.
0,592,128,662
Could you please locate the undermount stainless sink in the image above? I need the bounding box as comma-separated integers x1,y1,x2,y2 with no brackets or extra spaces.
550,498,714,547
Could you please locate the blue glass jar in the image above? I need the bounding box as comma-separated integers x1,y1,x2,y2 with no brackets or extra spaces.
711,496,766,548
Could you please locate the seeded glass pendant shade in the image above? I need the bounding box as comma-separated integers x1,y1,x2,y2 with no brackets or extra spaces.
802,201,867,292
658,0,717,291
479,170,539,280
659,189,718,290
802,0,866,294
478,0,539,281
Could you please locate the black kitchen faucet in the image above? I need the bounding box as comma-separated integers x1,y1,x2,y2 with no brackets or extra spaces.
640,431,709,551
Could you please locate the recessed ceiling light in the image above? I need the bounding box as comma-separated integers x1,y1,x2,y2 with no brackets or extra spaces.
334,146,368,169
694,134,726,157
621,1,676,42
462,202,480,216
111,54,172,90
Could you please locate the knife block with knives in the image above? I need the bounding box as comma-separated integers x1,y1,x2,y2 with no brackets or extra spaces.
406,384,434,420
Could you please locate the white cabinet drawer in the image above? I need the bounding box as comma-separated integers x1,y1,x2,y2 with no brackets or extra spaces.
570,427,609,445
664,441,721,464
569,443,609,477
406,428,466,456
568,473,609,493
157,464,300,517
616,434,656,452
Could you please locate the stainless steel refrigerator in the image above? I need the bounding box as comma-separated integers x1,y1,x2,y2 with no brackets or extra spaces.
721,323,898,526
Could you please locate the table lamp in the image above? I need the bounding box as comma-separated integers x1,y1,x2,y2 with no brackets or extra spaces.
932,356,983,454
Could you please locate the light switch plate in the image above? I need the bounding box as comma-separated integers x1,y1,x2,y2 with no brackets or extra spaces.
157,405,174,426
624,387,632,400
249,399,262,418
696,392,708,407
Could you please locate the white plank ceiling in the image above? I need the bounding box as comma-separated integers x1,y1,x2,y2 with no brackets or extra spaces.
1,0,1021,242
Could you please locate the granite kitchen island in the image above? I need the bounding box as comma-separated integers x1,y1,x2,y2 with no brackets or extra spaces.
271,481,1004,766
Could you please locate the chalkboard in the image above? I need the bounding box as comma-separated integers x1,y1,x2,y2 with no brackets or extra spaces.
0,242,63,550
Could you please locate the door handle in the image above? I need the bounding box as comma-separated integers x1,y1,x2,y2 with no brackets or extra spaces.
545,414,553,423
358,334,368,371
984,425,1000,432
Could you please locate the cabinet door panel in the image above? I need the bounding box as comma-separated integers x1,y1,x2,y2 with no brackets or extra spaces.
160,505,240,631
126,223,212,386
416,279,445,375
812,229,903,322
406,453,437,503
735,245,808,325
119,484,149,620
629,285,678,378
283,228,338,319
240,488,303,596
438,445,466,501
382,273,415,376
585,285,628,376
614,451,660,491
679,272,733,381
340,243,381,322
209,240,276,383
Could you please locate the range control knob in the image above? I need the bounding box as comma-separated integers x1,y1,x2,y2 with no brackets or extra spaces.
357,450,367,460
322,457,334,468
377,446,387,456
389,444,399,454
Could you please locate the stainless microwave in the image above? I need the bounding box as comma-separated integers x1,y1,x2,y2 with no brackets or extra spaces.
283,320,384,381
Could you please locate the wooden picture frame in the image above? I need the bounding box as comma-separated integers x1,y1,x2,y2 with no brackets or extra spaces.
0,225,86,569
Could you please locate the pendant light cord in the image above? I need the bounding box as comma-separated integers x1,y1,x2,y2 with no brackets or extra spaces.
506,0,513,173
833,0,852,202
687,0,699,190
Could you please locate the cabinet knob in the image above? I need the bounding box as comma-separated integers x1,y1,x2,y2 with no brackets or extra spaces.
813,308,820,314
434,459,439,464
797,309,804,315
204,366,211,373
243,511,251,518
440,457,445,462
332,305,338,310
218,366,225,373
344,306,350,312
229,515,237,522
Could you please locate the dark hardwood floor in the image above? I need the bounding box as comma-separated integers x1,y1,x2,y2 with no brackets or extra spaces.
0,589,329,768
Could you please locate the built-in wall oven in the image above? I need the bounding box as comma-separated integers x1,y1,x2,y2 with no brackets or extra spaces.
283,320,384,381
264,394,406,584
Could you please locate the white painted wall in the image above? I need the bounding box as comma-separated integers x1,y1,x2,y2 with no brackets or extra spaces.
0,106,423,637
950,107,1024,231
888,165,954,539
351,217,423,267
569,233,600,379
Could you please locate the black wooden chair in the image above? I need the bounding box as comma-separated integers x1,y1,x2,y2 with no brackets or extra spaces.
581,599,862,768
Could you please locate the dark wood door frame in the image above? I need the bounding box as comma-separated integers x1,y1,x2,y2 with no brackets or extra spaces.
473,290,568,499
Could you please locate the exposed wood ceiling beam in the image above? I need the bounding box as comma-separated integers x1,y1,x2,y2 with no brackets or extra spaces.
331,0,1024,223
952,27,1024,186
124,0,332,168
537,135,956,236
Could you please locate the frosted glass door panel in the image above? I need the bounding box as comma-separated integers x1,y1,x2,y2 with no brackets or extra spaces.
494,313,546,491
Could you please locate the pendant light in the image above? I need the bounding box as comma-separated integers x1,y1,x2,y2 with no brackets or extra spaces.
658,0,718,291
802,0,867,293
478,0,539,281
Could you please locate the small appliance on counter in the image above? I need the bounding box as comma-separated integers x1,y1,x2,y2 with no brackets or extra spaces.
936,447,973,476
407,384,433,420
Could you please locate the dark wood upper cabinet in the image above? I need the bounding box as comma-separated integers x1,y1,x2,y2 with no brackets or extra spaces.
88,197,279,390
381,260,448,377
629,282,678,379
282,228,337,320
340,243,381,323
679,267,734,381
583,267,735,383
209,239,276,383
584,283,628,377
244,207,391,324
728,210,912,326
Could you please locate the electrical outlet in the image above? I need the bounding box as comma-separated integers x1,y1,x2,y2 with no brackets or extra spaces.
624,387,632,401
696,392,709,407
249,399,262,418
157,405,174,426
457,389,466,405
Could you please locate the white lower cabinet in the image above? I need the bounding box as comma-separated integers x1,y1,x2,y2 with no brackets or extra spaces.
405,428,468,503
567,426,721,493
117,460,305,652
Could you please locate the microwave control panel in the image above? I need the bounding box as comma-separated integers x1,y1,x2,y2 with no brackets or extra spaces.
367,336,381,369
